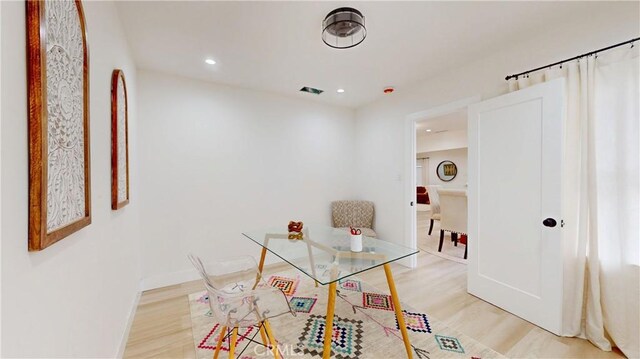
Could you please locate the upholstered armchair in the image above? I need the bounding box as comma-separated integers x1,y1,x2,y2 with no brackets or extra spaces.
437,189,468,259
331,200,377,237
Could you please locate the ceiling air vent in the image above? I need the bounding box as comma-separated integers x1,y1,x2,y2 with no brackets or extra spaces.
300,86,324,95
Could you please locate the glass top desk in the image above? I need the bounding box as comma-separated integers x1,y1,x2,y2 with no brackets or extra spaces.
243,224,418,359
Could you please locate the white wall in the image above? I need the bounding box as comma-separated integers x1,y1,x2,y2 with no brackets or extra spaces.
0,2,3,354
353,3,639,246
137,70,356,289
416,129,467,153
417,130,469,187
422,148,468,187
1,2,141,358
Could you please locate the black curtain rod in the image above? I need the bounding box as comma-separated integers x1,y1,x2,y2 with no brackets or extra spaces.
505,37,639,81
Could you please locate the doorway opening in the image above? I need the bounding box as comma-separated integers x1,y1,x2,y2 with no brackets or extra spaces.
415,110,468,263
403,96,479,268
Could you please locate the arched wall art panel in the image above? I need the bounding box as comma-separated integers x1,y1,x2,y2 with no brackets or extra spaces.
27,0,91,251
111,69,130,210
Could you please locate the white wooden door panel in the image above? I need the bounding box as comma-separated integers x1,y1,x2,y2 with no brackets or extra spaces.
468,79,564,335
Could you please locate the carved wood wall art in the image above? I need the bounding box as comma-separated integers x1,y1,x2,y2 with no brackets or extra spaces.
111,69,130,210
27,0,91,251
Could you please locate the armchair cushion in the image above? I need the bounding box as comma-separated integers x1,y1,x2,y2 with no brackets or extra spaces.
331,200,375,229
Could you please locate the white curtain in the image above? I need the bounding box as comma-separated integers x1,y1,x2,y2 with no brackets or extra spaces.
509,46,639,358
416,158,425,186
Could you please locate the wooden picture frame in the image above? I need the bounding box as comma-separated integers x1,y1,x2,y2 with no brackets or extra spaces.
27,0,91,251
111,69,130,209
436,160,458,182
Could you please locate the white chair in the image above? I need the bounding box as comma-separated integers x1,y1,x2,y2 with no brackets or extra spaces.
188,254,296,358
437,189,468,259
426,185,441,236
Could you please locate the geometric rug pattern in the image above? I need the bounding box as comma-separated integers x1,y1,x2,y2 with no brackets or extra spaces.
197,323,255,351
296,314,364,359
289,296,318,313
396,310,432,333
362,292,394,311
435,334,465,354
338,279,362,292
195,292,209,304
267,275,299,296
189,269,505,358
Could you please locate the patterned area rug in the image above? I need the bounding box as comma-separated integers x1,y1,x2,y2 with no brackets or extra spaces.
189,270,503,359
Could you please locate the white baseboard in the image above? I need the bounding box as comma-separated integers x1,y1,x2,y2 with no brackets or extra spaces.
140,268,201,291
139,256,289,292
115,269,200,358
398,255,417,269
117,290,142,359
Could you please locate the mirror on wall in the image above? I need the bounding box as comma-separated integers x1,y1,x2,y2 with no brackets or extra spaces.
436,160,457,182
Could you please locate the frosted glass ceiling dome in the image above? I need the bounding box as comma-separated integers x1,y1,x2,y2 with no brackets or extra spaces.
322,7,366,49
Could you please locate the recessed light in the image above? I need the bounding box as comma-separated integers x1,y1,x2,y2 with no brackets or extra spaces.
337,88,345,93
426,129,432,132
205,58,216,65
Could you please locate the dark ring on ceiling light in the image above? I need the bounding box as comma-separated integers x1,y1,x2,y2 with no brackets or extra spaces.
322,7,366,49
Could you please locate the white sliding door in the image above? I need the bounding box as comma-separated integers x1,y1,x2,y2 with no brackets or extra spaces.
468,79,565,334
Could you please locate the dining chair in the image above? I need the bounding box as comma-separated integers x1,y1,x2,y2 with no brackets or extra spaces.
331,200,377,237
188,254,296,359
426,185,442,236
437,189,468,259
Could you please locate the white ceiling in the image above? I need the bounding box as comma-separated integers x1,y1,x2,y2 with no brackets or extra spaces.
117,1,616,108
416,110,467,134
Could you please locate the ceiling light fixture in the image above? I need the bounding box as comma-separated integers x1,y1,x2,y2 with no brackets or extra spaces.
426,129,432,132
337,88,345,93
322,7,366,49
205,58,216,65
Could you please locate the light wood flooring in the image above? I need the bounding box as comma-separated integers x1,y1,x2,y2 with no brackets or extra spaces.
416,211,467,263
123,220,624,358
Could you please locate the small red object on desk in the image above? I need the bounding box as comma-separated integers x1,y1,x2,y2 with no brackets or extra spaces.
288,221,304,240
288,221,303,233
